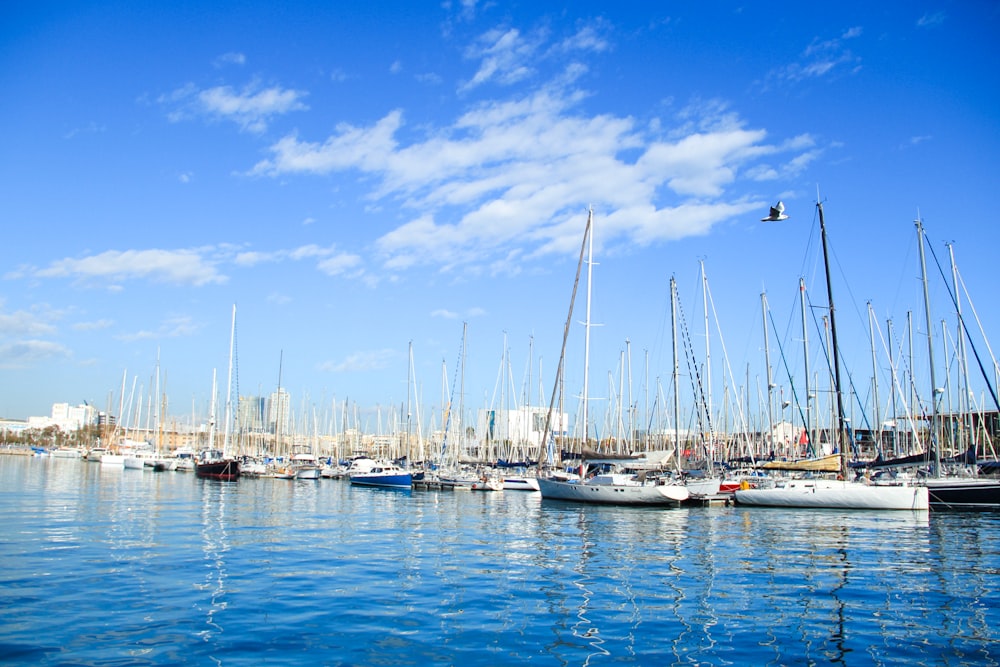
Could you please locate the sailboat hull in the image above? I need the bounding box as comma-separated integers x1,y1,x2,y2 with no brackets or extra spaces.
537,477,689,506
926,478,1000,509
735,479,928,510
195,460,241,481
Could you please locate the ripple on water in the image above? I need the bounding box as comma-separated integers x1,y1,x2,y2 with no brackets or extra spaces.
2,458,999,666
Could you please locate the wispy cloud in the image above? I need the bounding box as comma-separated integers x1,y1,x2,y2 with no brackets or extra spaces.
766,27,863,85
64,121,107,139
0,305,57,337
461,27,544,91
116,315,200,343
917,12,946,28
35,248,226,287
319,348,396,373
0,340,71,368
71,319,113,331
163,80,308,133
214,51,246,67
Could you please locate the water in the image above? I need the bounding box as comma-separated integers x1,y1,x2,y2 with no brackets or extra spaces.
1,456,998,666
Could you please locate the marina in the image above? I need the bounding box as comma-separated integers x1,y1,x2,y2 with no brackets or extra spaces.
1,453,998,666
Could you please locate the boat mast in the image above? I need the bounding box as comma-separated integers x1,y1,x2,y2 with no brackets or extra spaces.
671,276,681,467
223,304,236,457
867,302,881,459
816,199,849,478
761,292,774,457
540,208,592,468
701,260,713,460
915,217,941,476
948,243,973,455
799,278,812,454
582,208,594,451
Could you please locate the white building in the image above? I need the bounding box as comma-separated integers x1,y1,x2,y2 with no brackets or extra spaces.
476,406,569,457
26,403,98,432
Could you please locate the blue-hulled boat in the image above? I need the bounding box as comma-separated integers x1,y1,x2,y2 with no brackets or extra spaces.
349,460,412,489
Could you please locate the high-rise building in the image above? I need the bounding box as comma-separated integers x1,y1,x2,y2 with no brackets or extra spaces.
268,389,291,435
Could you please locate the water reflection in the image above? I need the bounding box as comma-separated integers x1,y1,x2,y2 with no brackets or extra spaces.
197,480,232,645
2,458,999,667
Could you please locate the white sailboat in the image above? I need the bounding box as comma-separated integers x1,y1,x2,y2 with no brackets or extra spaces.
537,208,690,507
735,199,928,510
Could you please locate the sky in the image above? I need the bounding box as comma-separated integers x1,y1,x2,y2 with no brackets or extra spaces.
2,1,999,439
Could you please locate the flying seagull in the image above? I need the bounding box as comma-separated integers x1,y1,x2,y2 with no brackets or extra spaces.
761,201,789,222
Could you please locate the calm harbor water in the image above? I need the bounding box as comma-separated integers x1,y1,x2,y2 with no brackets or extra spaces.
1,456,997,666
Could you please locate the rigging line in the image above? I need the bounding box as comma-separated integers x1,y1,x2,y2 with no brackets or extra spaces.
923,231,1000,412
439,328,464,459
675,290,714,439
766,306,812,456
704,270,751,435
803,288,869,455
540,209,592,467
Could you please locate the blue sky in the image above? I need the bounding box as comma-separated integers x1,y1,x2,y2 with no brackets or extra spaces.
2,1,998,439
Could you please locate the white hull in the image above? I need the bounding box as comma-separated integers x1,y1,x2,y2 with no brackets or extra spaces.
295,467,321,480
100,453,125,468
51,447,84,459
537,476,689,506
503,476,540,492
686,477,722,498
123,456,145,470
735,478,929,510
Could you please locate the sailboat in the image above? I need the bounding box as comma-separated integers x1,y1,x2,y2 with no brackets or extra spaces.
195,304,241,481
536,208,690,507
880,218,1000,509
735,199,927,510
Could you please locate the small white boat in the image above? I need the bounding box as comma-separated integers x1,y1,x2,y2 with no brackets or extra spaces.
502,475,540,492
51,447,85,459
470,473,504,492
538,472,690,506
291,453,321,480
685,476,722,498
100,453,125,468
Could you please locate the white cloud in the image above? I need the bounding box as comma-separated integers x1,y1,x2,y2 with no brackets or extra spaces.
246,27,819,277
36,249,226,287
0,340,70,367
766,28,863,85
319,348,395,372
317,253,362,276
461,27,543,91
116,315,200,343
0,307,56,336
214,52,246,67
71,319,113,331
254,82,804,273
917,12,946,28
164,81,308,133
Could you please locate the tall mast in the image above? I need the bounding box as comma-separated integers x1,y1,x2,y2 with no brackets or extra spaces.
671,276,681,466
799,278,812,453
948,243,972,454
223,304,236,456
701,260,713,454
582,207,594,449
761,292,774,455
867,302,881,457
816,199,848,478
208,368,217,452
916,217,941,476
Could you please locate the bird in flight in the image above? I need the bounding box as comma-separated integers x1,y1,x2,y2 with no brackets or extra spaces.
761,201,789,222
